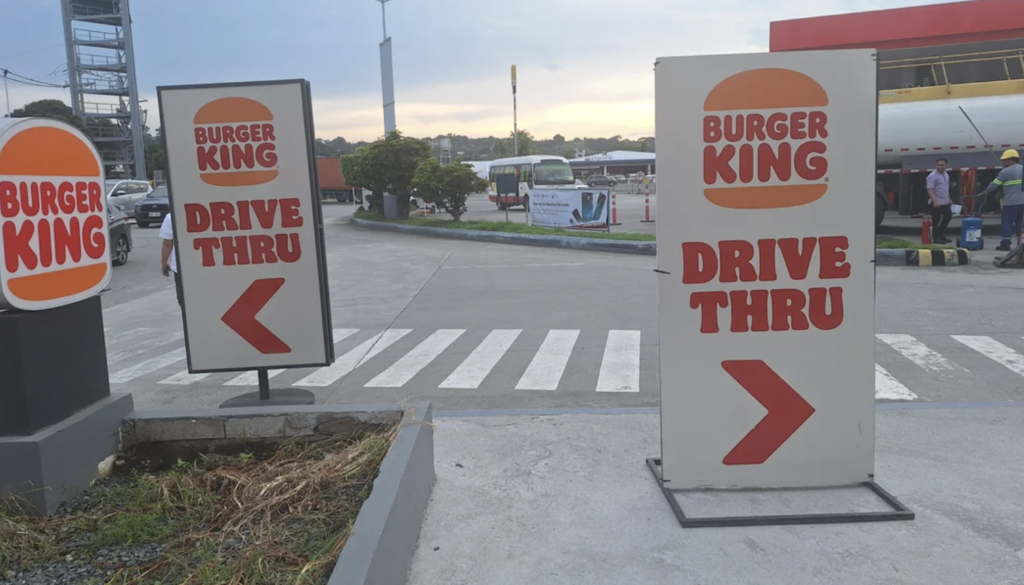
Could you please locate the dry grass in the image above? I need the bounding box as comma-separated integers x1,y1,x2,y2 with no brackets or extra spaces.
0,424,398,585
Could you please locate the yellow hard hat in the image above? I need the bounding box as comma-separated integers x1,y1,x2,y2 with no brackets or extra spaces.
1001,149,1020,160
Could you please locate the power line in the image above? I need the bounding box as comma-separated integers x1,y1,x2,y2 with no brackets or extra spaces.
1,68,68,89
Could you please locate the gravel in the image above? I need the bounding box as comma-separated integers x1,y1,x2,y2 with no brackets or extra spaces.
0,544,164,585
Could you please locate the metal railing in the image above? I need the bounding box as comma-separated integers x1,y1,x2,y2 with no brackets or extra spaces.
70,2,120,19
73,28,120,43
79,74,125,92
880,48,1024,90
86,124,129,139
77,53,122,68
83,102,125,115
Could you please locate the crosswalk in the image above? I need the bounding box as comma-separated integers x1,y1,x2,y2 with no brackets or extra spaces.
101,327,1024,399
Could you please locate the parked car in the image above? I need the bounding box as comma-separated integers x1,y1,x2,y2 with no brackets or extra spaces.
612,174,627,182
106,179,153,218
107,202,133,266
133,185,170,228
587,175,617,187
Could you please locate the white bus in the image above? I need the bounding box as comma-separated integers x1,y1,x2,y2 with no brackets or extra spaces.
487,155,576,211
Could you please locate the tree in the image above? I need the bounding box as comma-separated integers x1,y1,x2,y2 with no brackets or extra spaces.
10,99,85,131
413,159,488,221
492,130,537,158
361,131,432,218
144,143,166,177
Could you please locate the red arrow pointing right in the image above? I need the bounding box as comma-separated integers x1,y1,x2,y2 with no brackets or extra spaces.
221,278,291,355
721,360,815,466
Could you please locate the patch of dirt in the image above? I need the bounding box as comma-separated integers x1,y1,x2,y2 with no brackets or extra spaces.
0,425,397,585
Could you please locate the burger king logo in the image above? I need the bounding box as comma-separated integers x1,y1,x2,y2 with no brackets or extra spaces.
0,118,111,311
193,97,279,187
703,68,829,209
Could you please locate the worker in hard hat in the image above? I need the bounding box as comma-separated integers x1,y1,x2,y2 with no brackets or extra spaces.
980,149,1024,251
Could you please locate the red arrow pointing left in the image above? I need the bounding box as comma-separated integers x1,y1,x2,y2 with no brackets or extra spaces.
221,278,291,354
721,360,815,466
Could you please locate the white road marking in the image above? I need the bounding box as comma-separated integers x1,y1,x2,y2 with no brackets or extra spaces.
223,329,359,386
105,327,155,347
596,330,641,393
516,330,580,391
365,329,466,388
440,330,521,389
106,332,185,364
877,334,962,372
954,335,1024,376
159,370,211,385
294,329,412,387
875,364,918,400
109,348,186,384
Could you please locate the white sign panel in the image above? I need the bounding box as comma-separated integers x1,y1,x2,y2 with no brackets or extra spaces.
530,188,610,230
159,80,333,373
655,50,878,489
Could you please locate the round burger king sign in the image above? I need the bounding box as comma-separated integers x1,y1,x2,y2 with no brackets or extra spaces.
0,118,111,311
703,68,830,209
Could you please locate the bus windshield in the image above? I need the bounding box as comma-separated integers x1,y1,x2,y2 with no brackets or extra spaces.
534,161,575,185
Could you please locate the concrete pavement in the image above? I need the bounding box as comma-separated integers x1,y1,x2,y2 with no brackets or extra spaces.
408,406,1024,585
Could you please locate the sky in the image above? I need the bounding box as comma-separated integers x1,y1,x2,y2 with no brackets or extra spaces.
0,0,965,142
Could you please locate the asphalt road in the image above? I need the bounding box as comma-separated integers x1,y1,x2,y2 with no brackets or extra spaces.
101,202,1024,411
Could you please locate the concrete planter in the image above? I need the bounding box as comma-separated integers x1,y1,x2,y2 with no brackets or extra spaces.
351,217,656,256
119,402,435,585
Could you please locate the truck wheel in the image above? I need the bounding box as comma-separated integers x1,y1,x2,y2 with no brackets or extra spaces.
875,194,886,229
497,200,507,211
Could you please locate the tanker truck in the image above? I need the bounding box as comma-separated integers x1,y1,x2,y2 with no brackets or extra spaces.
874,46,1024,228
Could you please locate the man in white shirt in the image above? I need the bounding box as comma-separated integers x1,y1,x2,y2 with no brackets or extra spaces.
159,213,182,308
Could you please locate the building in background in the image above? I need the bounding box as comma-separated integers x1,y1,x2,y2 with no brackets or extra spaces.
316,157,362,203
771,0,1024,226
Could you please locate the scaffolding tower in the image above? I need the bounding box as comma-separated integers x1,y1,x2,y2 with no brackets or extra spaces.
60,0,147,179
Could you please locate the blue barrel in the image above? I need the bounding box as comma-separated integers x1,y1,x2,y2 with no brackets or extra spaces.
960,216,984,250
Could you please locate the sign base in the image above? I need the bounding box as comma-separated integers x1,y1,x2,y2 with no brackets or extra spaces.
645,458,915,528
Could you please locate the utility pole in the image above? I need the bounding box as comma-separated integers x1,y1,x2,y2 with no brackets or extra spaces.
2,70,9,117
511,65,518,156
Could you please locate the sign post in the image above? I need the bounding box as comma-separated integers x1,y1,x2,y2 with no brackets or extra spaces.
650,50,914,527
158,79,334,407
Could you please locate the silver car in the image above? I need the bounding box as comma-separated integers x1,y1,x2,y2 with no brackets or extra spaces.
106,179,153,218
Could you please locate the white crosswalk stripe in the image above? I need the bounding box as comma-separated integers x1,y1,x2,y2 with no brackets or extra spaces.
102,329,1024,399
107,332,185,364
874,364,918,400
224,329,360,386
440,329,521,389
109,348,186,384
516,330,580,391
294,329,412,387
876,334,962,372
596,330,641,393
953,335,1024,376
366,329,466,388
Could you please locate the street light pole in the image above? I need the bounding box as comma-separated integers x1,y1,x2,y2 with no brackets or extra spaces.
511,65,518,156
375,0,397,134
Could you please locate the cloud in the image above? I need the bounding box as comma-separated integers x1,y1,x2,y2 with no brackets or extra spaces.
2,0,973,142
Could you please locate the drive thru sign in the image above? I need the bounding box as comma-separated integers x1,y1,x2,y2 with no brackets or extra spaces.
655,50,878,489
158,80,333,373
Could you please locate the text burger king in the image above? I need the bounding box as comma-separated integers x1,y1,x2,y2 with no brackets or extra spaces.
703,68,829,210
0,118,111,311
193,97,279,187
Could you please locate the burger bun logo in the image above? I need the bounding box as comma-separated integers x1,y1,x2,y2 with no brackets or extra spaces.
703,68,829,209
0,119,111,311
193,97,279,187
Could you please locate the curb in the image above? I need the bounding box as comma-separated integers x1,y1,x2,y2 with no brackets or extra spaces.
350,217,656,256
875,248,971,267
119,402,435,585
